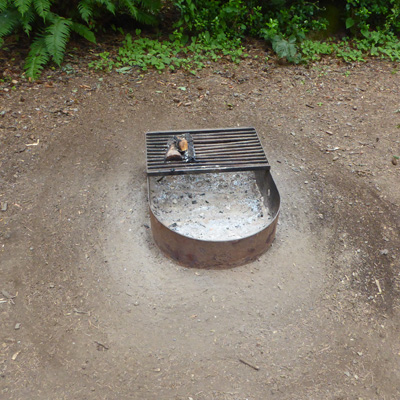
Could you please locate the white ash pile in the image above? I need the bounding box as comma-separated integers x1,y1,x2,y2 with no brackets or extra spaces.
149,171,271,241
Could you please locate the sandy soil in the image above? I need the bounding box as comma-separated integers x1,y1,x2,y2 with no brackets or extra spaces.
1,48,400,399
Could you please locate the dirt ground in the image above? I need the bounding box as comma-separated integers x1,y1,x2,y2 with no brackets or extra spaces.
1,46,400,399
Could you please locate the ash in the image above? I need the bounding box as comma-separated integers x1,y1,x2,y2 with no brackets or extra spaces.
150,171,271,241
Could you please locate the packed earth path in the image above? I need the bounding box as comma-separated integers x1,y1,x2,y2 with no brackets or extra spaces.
1,47,400,399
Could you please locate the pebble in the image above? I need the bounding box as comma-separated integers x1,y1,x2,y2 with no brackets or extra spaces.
15,323,21,330
1,202,8,212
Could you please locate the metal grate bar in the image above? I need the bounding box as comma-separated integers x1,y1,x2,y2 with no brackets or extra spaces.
146,127,270,176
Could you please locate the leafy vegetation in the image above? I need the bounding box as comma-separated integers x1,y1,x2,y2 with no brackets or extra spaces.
1,0,400,79
89,29,246,73
301,30,400,63
0,0,161,79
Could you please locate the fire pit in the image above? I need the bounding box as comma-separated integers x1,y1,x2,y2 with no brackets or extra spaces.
146,127,280,268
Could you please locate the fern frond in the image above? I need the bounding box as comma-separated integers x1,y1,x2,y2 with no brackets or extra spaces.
20,7,35,35
96,0,116,15
0,0,8,12
34,0,51,19
71,22,96,43
45,16,72,65
120,0,158,25
14,0,32,16
120,0,140,19
24,35,50,79
44,10,56,23
78,0,93,23
0,9,20,37
139,0,161,12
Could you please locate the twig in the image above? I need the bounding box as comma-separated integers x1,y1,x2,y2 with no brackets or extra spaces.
325,147,340,152
94,341,109,350
26,139,40,147
375,278,382,294
239,358,259,371
74,308,90,315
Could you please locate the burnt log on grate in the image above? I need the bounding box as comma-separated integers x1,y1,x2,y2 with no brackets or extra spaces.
146,127,270,176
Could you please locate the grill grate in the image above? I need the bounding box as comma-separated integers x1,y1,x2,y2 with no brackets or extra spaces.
146,127,270,176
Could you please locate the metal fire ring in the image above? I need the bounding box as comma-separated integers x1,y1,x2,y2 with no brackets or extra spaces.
146,127,281,268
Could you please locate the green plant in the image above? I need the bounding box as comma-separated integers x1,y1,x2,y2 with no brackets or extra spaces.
300,27,400,63
88,51,115,71
345,0,400,34
0,0,162,79
89,30,247,74
272,35,300,63
301,40,333,61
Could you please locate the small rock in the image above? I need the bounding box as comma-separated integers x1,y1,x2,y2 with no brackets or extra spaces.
15,323,21,330
392,156,398,166
0,108,11,117
380,249,389,256
1,202,8,212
